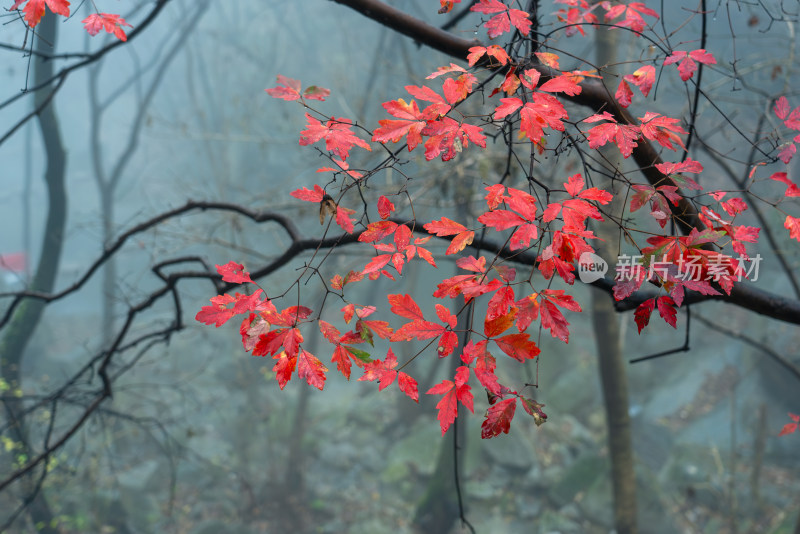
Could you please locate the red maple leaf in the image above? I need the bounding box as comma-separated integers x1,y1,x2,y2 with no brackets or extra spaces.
663,49,716,81
471,0,531,38
319,320,369,379
299,114,371,160
290,184,325,203
467,45,510,66
216,261,253,284
272,351,296,390
424,217,475,254
639,112,687,151
770,172,800,197
625,65,655,96
633,296,677,333
462,340,502,395
297,349,328,390
377,196,395,219
359,349,419,402
405,84,451,117
12,0,70,28
266,75,330,101
582,112,640,158
481,397,516,438
494,332,540,361
421,117,486,161
372,98,427,151
427,366,473,435
785,215,800,242
555,0,599,36
195,294,236,327
443,73,478,104
779,412,800,436
603,1,658,32
539,74,582,96
82,13,132,41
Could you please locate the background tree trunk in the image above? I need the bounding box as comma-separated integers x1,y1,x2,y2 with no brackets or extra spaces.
0,12,66,533
591,20,638,534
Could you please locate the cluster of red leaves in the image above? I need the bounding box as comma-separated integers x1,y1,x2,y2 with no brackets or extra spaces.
11,0,131,41
196,0,800,439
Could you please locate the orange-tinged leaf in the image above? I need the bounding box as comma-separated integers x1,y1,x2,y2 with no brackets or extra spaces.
446,230,475,255
424,217,468,236
535,52,560,69
484,308,517,337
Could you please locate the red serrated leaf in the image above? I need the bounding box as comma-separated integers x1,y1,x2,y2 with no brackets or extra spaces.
427,366,472,434
335,206,355,233
82,12,131,41
539,300,572,342
14,0,70,28
195,294,236,327
291,184,325,203
634,298,655,333
775,96,790,120
613,264,647,300
387,293,425,321
392,320,446,341
785,215,800,242
481,398,516,438
377,196,395,219
216,261,253,284
623,65,655,97
604,1,658,32
487,286,516,321
297,349,327,390
272,351,297,390
398,372,419,402
265,74,302,101
539,74,582,96
484,308,517,338
664,49,716,81
657,296,677,328
299,114,372,160
303,85,330,101
494,332,540,361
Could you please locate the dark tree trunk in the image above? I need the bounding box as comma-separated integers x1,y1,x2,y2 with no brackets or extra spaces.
0,12,67,534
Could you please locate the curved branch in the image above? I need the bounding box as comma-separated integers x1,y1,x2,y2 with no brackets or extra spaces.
333,0,705,235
